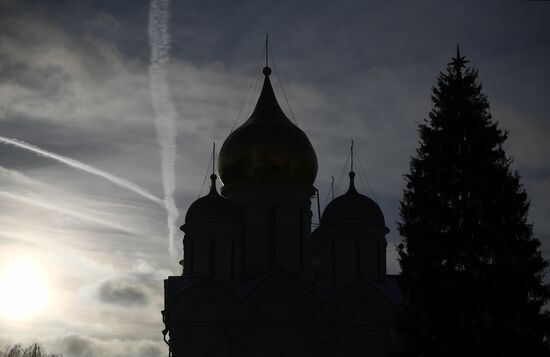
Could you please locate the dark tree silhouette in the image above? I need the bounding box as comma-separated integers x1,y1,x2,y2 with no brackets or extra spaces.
396,47,550,356
0,343,61,357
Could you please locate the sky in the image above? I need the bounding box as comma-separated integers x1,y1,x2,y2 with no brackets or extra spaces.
0,0,549,356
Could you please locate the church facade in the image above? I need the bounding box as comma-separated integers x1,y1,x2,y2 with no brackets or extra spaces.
162,65,401,357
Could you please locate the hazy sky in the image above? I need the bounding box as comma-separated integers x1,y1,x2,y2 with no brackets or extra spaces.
0,1,549,356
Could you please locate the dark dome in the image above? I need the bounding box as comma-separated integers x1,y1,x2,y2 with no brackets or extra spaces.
218,67,318,186
321,172,385,227
184,175,238,224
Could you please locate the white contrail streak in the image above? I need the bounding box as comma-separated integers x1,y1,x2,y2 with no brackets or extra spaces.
0,136,164,206
148,0,179,255
0,191,140,236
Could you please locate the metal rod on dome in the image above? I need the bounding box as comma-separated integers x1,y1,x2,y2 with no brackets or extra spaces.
316,188,321,225
265,33,269,67
212,142,216,175
331,176,335,200
351,140,354,173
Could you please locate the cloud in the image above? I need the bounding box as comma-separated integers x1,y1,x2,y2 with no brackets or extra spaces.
97,279,149,307
0,136,163,206
52,334,164,357
57,335,95,357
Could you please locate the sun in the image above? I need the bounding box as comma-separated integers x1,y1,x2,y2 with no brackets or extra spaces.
0,258,50,320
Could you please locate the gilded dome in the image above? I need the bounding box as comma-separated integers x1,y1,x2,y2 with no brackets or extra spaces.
218,67,318,186
322,172,386,228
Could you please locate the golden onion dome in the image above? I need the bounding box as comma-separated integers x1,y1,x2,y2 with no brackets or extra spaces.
218,67,318,186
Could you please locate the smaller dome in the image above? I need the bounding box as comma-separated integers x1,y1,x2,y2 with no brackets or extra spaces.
184,174,238,225
321,172,385,227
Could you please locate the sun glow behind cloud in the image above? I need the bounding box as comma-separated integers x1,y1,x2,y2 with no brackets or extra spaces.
0,258,50,320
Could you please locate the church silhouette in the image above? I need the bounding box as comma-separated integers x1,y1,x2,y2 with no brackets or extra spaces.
162,61,401,357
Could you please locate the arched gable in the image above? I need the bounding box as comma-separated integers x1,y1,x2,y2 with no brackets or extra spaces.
243,270,322,323
170,278,238,322
325,278,392,324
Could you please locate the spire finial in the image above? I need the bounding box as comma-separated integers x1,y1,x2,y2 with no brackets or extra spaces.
348,140,357,192
212,142,216,175
265,33,269,67
209,142,217,194
262,34,272,76
449,44,469,73
350,140,355,173
331,176,335,200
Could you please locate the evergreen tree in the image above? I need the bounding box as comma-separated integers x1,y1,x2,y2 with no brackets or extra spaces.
397,47,550,356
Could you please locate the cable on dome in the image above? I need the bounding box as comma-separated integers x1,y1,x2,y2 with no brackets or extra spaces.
197,146,214,199
246,65,262,118
268,46,298,125
334,148,351,195
229,44,265,134
324,149,351,210
354,144,379,204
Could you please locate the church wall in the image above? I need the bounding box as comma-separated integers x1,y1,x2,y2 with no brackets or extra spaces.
275,206,301,274
331,324,388,357
334,331,386,354
170,323,232,357
182,221,240,280
214,237,231,280
363,237,378,280
164,272,397,357
335,238,354,284
243,205,270,278
244,323,320,357
168,320,394,357
378,238,387,280
222,183,314,280
317,225,389,286
183,235,193,275
193,236,211,276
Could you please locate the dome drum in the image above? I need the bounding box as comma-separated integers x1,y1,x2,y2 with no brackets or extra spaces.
220,182,316,205
314,225,390,239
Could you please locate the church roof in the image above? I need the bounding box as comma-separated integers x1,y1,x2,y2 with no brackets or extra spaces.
218,66,318,186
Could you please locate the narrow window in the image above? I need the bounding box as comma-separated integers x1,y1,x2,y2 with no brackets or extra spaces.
299,209,304,273
355,239,361,274
376,240,381,280
230,240,235,280
209,237,216,275
331,240,336,286
269,206,276,269
240,207,245,277
190,236,195,275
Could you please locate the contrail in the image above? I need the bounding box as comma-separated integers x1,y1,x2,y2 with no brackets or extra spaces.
148,0,179,255
0,191,140,236
0,136,164,206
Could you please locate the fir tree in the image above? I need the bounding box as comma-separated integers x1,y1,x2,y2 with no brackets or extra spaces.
396,47,550,356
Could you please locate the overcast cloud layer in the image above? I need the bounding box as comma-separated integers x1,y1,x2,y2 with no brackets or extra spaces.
0,1,549,356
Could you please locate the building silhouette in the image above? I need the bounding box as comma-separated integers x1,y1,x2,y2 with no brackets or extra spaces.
163,63,401,357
